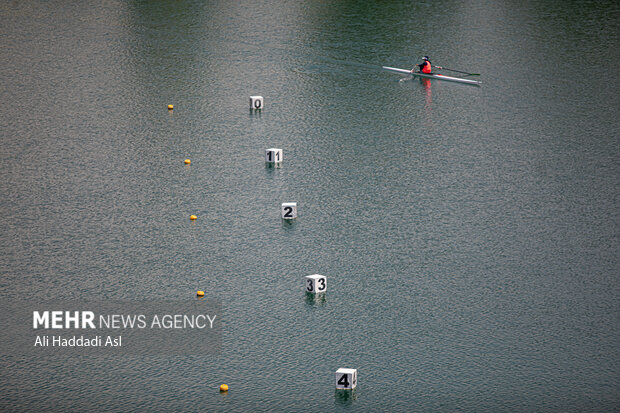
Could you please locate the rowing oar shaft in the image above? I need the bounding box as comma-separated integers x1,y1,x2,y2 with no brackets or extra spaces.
434,66,480,76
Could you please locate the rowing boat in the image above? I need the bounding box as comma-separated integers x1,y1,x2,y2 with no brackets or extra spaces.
382,66,481,86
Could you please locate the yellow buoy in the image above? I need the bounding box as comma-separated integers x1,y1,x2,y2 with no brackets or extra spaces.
197,290,205,296
220,384,228,392
190,215,197,220
168,104,174,110
184,159,191,165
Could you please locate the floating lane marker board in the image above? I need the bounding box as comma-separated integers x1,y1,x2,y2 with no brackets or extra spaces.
281,202,297,219
335,368,357,390
382,66,481,85
304,274,326,294
265,148,282,164
250,96,263,109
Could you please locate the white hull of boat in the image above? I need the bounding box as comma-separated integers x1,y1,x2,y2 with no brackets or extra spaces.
382,66,481,85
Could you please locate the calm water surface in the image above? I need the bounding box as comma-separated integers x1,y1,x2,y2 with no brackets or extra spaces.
1,0,618,411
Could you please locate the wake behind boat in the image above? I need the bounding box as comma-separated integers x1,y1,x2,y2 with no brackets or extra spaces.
382,66,481,86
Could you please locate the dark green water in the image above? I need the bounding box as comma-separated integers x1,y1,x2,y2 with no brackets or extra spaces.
1,0,618,411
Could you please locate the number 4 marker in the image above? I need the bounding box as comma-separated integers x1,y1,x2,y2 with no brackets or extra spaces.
335,368,357,390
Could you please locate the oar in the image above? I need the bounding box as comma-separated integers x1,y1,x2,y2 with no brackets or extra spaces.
434,65,480,76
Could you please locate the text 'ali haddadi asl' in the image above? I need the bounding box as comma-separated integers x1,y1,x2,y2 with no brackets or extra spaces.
34,335,121,347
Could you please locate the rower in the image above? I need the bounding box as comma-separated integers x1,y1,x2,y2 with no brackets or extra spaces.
413,56,432,74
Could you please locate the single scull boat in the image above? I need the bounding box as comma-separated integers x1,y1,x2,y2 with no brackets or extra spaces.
382,66,481,86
